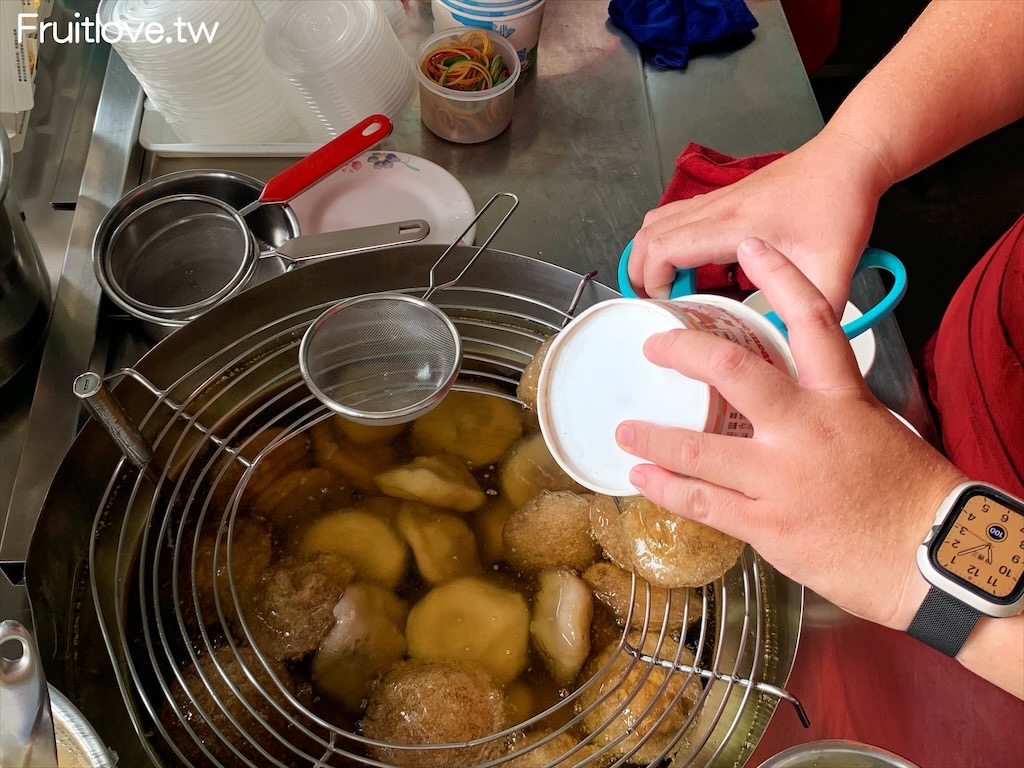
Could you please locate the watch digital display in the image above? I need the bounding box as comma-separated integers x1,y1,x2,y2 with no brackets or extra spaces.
933,490,1024,600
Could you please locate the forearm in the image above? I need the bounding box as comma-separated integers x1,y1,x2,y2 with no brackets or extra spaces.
959,614,1024,698
814,0,1024,195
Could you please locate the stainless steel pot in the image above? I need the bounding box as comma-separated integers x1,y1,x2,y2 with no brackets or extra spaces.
0,128,52,387
26,245,803,767
0,620,116,768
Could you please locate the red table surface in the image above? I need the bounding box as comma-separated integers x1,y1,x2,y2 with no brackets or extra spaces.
748,592,1024,768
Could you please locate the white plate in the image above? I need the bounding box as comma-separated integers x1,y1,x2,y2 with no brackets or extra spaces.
289,151,477,246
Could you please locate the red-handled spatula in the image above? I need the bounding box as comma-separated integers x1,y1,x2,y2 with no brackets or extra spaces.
238,114,393,218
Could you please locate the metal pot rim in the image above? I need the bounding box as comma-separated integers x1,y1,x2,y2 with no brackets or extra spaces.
49,685,117,768
100,192,260,322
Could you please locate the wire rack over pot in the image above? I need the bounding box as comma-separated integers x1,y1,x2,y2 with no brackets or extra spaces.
76,248,804,768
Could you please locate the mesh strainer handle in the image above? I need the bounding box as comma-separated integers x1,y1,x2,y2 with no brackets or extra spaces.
422,191,519,300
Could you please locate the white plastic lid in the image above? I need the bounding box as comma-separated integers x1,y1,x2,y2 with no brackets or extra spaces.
537,299,711,496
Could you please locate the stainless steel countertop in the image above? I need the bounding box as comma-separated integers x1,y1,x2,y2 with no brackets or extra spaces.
9,2,1013,767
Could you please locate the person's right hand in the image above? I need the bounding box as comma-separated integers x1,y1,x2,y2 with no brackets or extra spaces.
616,237,966,631
626,132,892,314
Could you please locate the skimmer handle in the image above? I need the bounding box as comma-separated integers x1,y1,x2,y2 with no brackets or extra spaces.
423,191,519,300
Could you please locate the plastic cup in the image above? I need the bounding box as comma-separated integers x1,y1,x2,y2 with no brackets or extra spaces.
416,28,521,144
536,296,796,496
431,0,546,69
98,0,302,144
264,0,415,139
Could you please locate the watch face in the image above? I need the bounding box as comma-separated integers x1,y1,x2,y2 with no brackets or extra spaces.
932,489,1024,601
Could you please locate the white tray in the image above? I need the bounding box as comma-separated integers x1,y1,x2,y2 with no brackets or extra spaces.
139,102,321,157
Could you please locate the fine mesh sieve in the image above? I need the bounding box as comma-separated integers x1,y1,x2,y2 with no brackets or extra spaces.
299,191,519,424
106,194,258,319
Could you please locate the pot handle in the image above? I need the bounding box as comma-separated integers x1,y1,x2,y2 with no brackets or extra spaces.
0,620,59,768
616,242,907,340
243,114,393,214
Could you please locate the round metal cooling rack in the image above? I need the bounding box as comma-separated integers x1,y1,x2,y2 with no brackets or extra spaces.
70,254,804,768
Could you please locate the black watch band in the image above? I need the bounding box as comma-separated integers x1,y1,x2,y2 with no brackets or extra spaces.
907,586,982,657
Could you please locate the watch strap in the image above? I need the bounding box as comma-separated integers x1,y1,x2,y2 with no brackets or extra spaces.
907,586,982,657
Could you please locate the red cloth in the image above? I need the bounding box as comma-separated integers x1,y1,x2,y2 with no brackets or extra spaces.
660,143,785,292
921,214,1024,496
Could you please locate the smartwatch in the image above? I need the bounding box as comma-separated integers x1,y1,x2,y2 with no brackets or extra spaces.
908,482,1024,657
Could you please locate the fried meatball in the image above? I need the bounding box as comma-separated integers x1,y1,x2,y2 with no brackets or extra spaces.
500,433,587,509
248,466,352,530
516,334,556,413
166,646,303,767
583,561,704,631
361,660,507,768
503,491,599,573
588,495,633,570
243,552,355,662
590,496,746,588
506,729,605,768
619,497,745,588
191,516,273,628
576,632,702,764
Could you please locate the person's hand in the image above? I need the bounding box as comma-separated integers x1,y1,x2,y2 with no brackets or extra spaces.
615,238,966,630
626,133,891,314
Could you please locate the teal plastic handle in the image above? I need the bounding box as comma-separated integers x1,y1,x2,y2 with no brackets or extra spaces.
617,241,907,341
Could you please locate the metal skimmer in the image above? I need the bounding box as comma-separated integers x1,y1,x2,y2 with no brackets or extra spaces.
57,249,805,768
299,191,519,425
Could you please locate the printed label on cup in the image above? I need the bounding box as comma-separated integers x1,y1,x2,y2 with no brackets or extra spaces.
658,299,794,438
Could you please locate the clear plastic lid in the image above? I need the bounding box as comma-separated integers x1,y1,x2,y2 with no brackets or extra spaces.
263,0,382,74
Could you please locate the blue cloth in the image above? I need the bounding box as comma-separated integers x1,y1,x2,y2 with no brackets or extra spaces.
608,0,758,69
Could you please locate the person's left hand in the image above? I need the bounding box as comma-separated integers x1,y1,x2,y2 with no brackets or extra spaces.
615,238,966,630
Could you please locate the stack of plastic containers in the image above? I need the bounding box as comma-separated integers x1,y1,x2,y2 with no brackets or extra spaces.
263,0,415,141
98,0,306,144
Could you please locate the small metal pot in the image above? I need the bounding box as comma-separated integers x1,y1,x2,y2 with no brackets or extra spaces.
755,740,923,768
0,128,52,387
92,169,300,339
0,620,116,768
